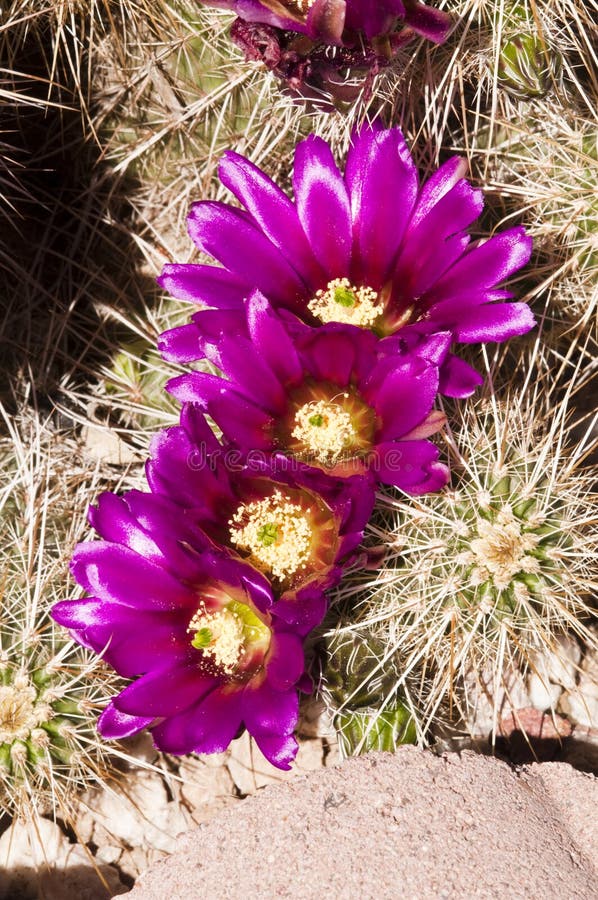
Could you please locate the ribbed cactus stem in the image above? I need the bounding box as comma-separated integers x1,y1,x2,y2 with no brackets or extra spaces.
335,704,417,756
323,633,417,757
0,418,131,815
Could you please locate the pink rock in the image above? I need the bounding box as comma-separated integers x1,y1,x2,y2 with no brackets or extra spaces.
125,747,597,899
499,707,572,740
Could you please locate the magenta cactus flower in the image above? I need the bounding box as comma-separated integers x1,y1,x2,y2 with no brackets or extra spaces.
159,124,535,398
145,404,375,631
51,492,307,768
167,291,448,493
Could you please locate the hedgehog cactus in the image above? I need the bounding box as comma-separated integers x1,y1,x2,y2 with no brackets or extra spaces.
0,414,131,815
1,0,596,786
0,632,118,814
333,375,598,739
446,464,570,622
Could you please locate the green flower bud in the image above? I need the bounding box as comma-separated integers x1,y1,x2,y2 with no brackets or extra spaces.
324,634,397,711
498,33,562,101
323,633,417,756
105,338,178,429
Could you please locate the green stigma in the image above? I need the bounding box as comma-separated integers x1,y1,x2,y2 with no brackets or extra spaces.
333,286,357,308
309,413,324,427
257,522,279,546
191,627,213,650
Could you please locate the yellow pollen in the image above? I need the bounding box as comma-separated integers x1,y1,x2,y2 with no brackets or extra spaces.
465,505,541,590
187,606,244,674
308,277,381,328
292,398,356,464
229,491,312,582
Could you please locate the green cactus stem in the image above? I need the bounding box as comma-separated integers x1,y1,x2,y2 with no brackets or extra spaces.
323,634,417,756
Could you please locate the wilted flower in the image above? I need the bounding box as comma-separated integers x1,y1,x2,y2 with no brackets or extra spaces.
206,1,450,44
167,291,448,493
204,2,451,100
159,124,534,398
52,491,308,769
145,404,375,631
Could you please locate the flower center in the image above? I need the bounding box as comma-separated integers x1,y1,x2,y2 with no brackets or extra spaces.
0,680,45,744
292,399,356,464
276,380,377,472
188,600,270,675
229,491,312,582
308,278,381,328
466,505,541,590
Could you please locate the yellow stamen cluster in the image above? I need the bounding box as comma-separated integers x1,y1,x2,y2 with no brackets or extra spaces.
460,505,541,590
0,678,51,745
292,398,356,464
308,277,381,328
187,605,245,674
229,491,312,582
